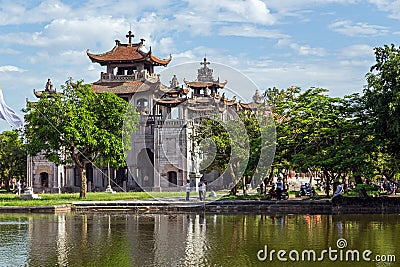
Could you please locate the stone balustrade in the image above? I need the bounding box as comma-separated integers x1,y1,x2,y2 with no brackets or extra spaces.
156,119,185,127
100,71,158,82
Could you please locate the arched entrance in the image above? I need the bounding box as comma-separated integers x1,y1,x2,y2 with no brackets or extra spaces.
137,148,154,187
116,167,128,187
40,172,49,187
167,171,177,186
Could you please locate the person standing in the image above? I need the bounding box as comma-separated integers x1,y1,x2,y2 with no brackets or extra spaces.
202,180,207,201
16,180,21,196
198,179,204,201
185,179,191,201
276,179,283,200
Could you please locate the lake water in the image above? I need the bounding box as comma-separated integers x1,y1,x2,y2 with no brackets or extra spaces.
0,212,398,267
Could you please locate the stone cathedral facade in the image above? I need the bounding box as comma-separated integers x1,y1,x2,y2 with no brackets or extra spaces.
30,31,260,193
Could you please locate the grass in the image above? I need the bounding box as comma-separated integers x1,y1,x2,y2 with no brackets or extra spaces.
0,191,187,207
2,188,385,207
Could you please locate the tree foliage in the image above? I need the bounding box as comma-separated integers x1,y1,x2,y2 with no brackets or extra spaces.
265,87,375,195
0,130,26,190
194,107,275,194
364,44,400,178
23,80,139,197
191,44,400,193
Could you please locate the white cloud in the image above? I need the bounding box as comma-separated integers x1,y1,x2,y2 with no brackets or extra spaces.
182,0,276,25
173,12,214,35
341,44,374,58
0,48,20,55
339,59,374,67
292,44,326,56
157,37,176,54
0,0,71,25
219,25,289,39
329,20,389,37
368,0,400,20
0,65,25,72
0,0,178,26
276,39,326,56
0,14,173,58
267,0,360,11
245,60,366,96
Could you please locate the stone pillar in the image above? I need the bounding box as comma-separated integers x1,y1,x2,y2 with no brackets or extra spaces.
153,170,161,192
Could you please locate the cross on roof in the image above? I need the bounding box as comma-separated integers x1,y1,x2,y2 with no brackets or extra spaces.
126,30,134,45
200,57,210,68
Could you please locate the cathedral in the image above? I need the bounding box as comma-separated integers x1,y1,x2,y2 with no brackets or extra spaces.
29,31,260,193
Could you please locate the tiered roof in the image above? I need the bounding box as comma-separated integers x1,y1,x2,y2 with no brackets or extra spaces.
87,31,171,66
154,75,188,107
91,80,158,94
184,58,227,89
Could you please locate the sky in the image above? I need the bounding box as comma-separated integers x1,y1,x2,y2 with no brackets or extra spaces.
0,0,399,131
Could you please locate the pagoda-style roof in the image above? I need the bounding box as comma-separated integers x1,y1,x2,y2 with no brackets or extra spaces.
33,89,63,98
33,79,63,98
153,98,187,107
184,80,227,89
87,31,171,66
91,80,159,94
239,102,259,110
159,85,189,96
184,58,227,99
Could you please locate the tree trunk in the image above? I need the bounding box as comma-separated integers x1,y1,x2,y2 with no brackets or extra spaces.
228,163,236,189
324,170,330,197
230,183,238,195
283,169,288,189
4,177,10,192
80,166,87,198
264,166,274,186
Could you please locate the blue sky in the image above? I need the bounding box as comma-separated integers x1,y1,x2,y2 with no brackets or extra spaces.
0,0,399,131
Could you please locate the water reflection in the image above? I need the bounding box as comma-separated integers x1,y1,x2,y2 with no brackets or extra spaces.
0,213,398,266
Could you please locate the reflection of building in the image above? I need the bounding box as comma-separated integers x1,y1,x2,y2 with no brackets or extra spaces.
30,31,259,192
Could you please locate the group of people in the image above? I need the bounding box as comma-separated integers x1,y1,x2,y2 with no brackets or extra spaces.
185,179,208,201
3,178,25,195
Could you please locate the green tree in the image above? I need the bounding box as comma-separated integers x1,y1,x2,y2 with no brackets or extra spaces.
364,44,400,178
266,87,375,195
194,108,274,195
195,115,248,193
23,80,139,198
0,130,26,191
264,86,300,184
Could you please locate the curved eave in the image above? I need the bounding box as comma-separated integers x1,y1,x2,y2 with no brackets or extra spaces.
154,98,187,106
184,81,213,88
225,100,237,106
148,54,172,66
87,46,171,66
240,102,259,110
184,80,227,88
33,89,63,98
218,81,228,88
159,88,189,95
